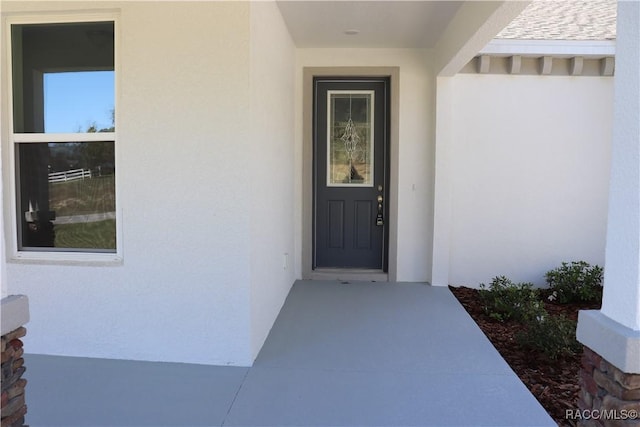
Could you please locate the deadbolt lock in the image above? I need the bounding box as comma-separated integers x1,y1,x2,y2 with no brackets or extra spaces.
376,194,384,226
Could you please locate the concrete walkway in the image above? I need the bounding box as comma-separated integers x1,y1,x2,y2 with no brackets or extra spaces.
23,280,555,426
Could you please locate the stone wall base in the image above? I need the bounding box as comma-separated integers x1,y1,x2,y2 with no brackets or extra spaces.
1,327,27,427
578,346,640,427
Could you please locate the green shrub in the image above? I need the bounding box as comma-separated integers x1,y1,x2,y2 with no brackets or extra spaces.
516,313,582,359
478,276,545,322
545,261,603,304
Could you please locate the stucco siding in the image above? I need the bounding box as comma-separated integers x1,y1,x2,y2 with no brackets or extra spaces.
2,1,255,365
249,1,296,360
449,74,613,287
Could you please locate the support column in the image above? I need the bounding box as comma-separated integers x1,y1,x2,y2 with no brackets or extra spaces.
576,2,640,424
430,77,454,286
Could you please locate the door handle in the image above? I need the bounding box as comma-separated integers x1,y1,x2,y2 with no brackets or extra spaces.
376,194,384,226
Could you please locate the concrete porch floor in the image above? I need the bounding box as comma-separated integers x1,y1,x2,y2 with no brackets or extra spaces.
23,280,555,426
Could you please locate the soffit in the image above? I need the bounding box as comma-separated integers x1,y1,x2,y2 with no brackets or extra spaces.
276,1,463,48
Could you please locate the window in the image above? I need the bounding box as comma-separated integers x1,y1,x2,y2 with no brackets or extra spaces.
9,19,117,257
327,91,374,187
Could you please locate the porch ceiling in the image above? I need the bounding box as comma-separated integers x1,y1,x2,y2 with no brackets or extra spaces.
276,1,464,48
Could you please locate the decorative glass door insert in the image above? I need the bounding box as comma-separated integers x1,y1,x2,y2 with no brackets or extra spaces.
327,90,374,186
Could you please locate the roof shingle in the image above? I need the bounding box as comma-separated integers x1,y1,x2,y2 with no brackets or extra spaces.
497,0,617,41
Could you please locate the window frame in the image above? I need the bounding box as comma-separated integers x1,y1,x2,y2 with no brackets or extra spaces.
5,13,122,264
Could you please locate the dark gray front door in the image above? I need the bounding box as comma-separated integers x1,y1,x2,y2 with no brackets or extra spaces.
313,78,389,270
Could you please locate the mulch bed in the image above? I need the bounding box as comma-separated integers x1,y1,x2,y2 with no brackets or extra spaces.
449,286,601,427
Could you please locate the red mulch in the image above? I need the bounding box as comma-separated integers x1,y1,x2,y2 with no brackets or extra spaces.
449,286,600,427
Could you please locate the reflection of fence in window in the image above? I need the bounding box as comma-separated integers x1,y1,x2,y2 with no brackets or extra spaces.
48,168,92,183
11,20,116,253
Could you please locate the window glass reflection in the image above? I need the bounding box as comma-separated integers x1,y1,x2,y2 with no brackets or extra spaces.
44,71,114,133
12,21,116,253
11,21,114,133
18,142,116,251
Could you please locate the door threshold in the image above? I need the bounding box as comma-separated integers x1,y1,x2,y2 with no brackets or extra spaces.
307,268,388,282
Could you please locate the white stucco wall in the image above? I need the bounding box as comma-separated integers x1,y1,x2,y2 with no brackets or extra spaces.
249,2,296,359
448,74,613,287
1,1,277,366
295,49,435,282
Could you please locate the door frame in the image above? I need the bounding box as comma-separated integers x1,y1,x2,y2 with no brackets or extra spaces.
302,67,400,281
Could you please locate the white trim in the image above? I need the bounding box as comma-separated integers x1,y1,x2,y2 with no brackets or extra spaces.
480,39,616,58
10,250,122,265
1,295,29,336
577,310,640,374
3,12,120,26
13,132,115,143
5,12,122,264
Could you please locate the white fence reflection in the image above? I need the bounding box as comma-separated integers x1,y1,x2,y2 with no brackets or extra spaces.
48,168,92,183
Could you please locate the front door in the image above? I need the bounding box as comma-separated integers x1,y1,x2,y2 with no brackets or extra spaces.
313,78,389,270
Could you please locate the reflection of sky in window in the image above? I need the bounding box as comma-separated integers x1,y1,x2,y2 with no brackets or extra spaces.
44,71,114,133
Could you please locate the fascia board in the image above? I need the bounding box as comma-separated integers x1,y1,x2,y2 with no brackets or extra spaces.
480,39,616,58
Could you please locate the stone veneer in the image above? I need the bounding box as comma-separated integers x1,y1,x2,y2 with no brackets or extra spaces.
579,346,640,427
1,295,29,427
1,326,27,427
